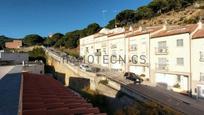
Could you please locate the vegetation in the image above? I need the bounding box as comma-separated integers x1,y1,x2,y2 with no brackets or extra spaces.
28,47,46,63
0,0,199,54
23,34,44,46
107,0,197,28
44,33,64,47
0,36,13,50
114,101,181,115
99,79,109,85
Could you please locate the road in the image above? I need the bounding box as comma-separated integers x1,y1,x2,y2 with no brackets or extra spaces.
104,71,204,115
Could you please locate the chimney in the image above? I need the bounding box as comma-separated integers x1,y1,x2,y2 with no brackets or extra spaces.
129,26,133,32
198,16,204,29
163,20,168,30
139,26,143,31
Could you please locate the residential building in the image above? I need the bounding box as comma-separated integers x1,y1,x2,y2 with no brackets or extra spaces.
80,35,95,63
126,26,162,79
150,24,198,93
93,28,109,67
107,27,127,72
191,23,204,97
5,40,22,49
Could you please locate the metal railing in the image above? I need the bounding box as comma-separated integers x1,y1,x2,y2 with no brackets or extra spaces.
156,63,168,71
155,47,168,55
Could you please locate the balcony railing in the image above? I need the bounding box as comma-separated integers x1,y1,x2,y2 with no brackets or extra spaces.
155,47,168,55
94,52,101,56
199,52,204,62
156,63,168,71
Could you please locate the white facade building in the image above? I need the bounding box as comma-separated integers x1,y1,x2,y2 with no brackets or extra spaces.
80,21,204,96
191,25,204,97
150,24,198,93
126,26,162,80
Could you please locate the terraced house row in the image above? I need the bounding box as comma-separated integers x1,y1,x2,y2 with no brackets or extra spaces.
80,20,204,97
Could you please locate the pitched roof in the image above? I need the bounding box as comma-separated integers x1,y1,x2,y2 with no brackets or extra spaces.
126,26,162,38
0,73,21,115
21,72,106,115
192,28,204,39
151,24,198,38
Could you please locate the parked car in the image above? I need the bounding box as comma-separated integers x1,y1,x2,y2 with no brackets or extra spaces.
80,64,92,72
124,72,143,84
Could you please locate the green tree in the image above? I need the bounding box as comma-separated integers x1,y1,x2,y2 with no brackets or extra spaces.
85,23,101,35
105,19,116,29
0,36,13,49
44,33,64,46
116,10,138,26
23,34,44,46
148,0,168,13
136,6,154,19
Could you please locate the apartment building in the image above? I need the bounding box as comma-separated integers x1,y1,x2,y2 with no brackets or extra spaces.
150,24,198,93
191,24,204,97
5,40,22,49
125,26,162,80
107,27,127,71
93,28,109,67
80,35,95,63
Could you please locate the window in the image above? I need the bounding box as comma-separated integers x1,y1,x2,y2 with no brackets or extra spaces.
130,44,137,51
177,39,183,47
86,47,89,53
177,58,184,65
200,73,204,81
158,41,167,48
158,58,167,65
200,52,204,62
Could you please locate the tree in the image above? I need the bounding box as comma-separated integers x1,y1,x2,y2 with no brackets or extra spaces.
105,19,116,29
0,36,13,49
148,0,168,13
44,33,64,46
116,10,138,26
86,23,101,35
136,6,154,19
23,34,44,46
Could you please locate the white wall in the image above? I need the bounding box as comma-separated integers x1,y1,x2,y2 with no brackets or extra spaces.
127,34,150,78
150,33,191,74
191,38,204,95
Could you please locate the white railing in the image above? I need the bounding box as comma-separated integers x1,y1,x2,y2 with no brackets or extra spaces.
155,47,168,55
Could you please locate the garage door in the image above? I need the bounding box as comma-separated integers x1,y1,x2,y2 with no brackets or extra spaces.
129,66,144,75
155,73,177,87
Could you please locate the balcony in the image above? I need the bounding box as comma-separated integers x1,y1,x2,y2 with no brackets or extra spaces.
94,52,101,56
199,52,204,62
155,47,168,55
156,64,168,71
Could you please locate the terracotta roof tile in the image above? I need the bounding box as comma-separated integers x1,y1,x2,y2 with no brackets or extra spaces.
192,28,204,39
126,26,162,38
21,72,105,115
151,24,198,38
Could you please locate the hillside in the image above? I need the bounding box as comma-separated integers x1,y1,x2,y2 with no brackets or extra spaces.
134,6,201,27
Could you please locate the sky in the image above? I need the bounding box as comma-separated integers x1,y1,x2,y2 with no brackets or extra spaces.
0,0,151,38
